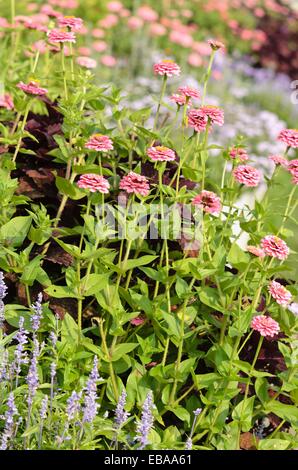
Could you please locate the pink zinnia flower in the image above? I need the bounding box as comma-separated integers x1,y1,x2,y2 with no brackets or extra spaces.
200,105,224,126
17,80,48,96
47,29,76,43
261,235,289,260
278,129,298,148
92,40,107,52
85,134,113,152
153,59,181,77
287,159,298,175
77,174,110,193
247,246,265,258
92,28,105,38
233,165,261,187
127,16,143,31
107,1,123,13
268,155,289,167
229,147,249,162
119,172,150,197
251,315,280,338
76,56,97,69
170,94,190,107
100,55,117,67
192,190,221,214
130,316,146,326
187,108,208,132
147,146,176,162
207,39,225,51
149,23,166,37
0,93,14,110
269,280,292,307
187,52,203,68
58,16,83,31
137,5,158,22
178,86,200,100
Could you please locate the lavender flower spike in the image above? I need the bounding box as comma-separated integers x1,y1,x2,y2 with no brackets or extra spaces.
27,337,40,407
82,356,100,424
40,395,49,420
0,271,8,328
66,391,82,421
136,391,155,450
0,393,18,450
114,389,130,429
185,436,193,450
31,292,43,333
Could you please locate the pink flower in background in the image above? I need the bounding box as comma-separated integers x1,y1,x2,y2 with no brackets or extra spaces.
192,41,210,56
170,94,190,107
178,86,200,100
207,38,225,51
76,56,97,69
99,14,118,29
187,109,208,132
269,280,292,306
77,174,110,193
92,41,107,52
92,28,105,38
147,146,176,162
47,29,76,43
247,246,265,258
192,190,221,214
119,172,150,197
85,134,113,152
268,155,289,167
170,30,193,48
278,129,298,148
187,52,203,68
137,5,158,22
200,105,224,126
251,315,280,338
0,93,14,110
292,174,298,185
229,147,249,162
17,80,48,96
149,23,166,36
127,16,143,31
58,16,83,31
107,1,123,12
233,165,261,187
100,55,117,67
40,5,62,18
261,235,289,260
78,46,91,56
153,60,181,77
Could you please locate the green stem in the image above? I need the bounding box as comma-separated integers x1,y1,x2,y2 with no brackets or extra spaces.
61,45,68,100
12,101,31,163
202,51,215,105
99,319,119,401
153,75,167,132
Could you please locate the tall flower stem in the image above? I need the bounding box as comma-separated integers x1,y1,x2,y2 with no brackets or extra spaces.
170,276,196,404
60,45,68,100
158,166,171,313
12,100,32,163
277,185,297,236
99,319,119,402
202,50,215,105
153,75,167,132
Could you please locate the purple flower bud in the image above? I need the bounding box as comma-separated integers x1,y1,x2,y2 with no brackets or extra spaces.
26,337,40,407
49,331,57,348
136,391,155,450
12,317,29,382
114,390,130,429
31,292,43,332
194,408,202,416
82,356,100,424
0,271,7,328
66,391,82,421
185,436,192,450
40,395,48,420
0,393,18,450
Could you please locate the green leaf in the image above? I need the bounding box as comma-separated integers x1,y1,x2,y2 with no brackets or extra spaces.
111,343,138,362
61,313,79,343
55,176,85,200
258,439,290,450
166,406,190,425
81,273,110,296
197,287,225,313
20,256,42,286
45,285,80,299
232,396,255,432
264,402,298,427
227,243,250,270
122,255,158,272
0,216,32,247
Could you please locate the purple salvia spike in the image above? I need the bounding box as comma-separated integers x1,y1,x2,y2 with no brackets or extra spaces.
136,391,155,450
